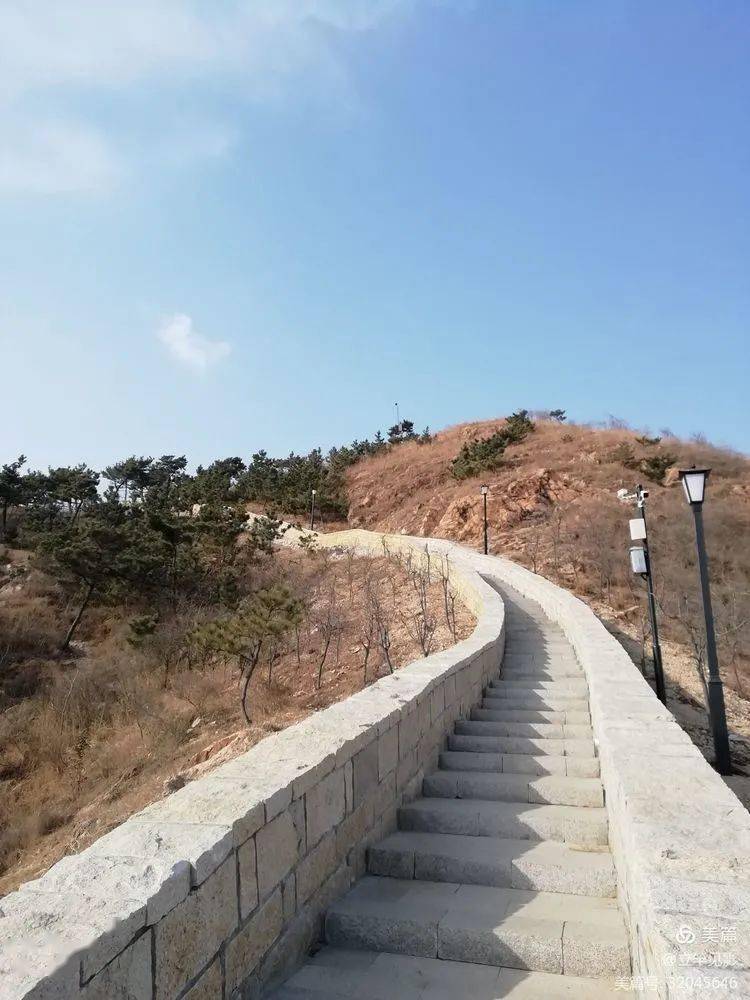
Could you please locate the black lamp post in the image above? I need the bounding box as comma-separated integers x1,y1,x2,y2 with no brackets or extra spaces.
679,467,731,774
480,485,489,555
309,489,317,532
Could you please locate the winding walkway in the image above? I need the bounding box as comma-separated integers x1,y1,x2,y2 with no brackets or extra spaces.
271,583,633,999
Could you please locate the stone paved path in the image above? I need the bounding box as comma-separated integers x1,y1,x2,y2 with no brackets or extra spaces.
270,585,633,999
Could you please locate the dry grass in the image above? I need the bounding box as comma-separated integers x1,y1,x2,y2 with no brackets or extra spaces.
0,546,473,896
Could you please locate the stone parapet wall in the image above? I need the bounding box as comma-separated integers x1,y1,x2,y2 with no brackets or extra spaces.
478,552,750,1000
6,528,748,1000
1,532,504,1000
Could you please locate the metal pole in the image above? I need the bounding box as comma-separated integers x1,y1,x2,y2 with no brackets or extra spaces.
638,488,666,705
692,502,731,774
309,491,316,532
483,492,488,555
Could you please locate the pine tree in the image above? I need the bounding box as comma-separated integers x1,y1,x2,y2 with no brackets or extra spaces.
190,586,303,722
0,455,26,539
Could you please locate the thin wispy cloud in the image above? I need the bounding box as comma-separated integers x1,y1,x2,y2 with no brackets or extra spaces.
0,1,441,197
0,116,121,196
157,314,231,373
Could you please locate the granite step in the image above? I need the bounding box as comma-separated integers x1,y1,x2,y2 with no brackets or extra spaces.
503,647,580,659
501,666,585,680
270,947,634,999
447,733,597,758
473,707,591,725
424,770,604,808
367,832,616,896
485,688,589,705
502,663,582,676
489,679,589,696
398,797,609,846
502,646,579,656
324,878,630,978
483,692,590,707
455,719,594,740
439,750,600,779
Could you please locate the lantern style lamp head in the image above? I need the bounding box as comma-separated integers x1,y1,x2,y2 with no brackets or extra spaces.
480,485,489,496
629,546,647,576
311,488,317,496
679,467,710,506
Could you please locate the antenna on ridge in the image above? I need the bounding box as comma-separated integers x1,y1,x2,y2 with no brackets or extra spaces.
395,402,400,432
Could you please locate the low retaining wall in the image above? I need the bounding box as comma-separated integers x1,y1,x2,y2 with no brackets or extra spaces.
1,533,504,1000
478,551,750,1000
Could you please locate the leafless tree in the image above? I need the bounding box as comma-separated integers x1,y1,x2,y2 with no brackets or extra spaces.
314,583,341,689
344,548,358,600
522,525,543,575
438,555,458,639
662,592,710,709
549,508,567,581
422,544,432,584
405,566,438,657
383,549,403,603
370,587,394,674
293,622,301,667
585,513,618,604
720,589,749,698
360,580,377,682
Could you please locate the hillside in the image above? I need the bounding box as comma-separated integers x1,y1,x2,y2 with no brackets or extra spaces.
346,417,750,551
0,484,474,894
343,416,750,786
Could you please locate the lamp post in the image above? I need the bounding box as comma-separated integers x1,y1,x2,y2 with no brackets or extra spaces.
618,485,666,705
480,485,489,555
679,467,731,774
309,489,317,532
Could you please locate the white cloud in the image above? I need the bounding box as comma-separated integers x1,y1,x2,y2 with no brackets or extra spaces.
157,314,231,373
0,116,121,195
0,0,436,196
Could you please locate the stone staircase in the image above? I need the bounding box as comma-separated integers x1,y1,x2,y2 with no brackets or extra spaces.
270,588,633,999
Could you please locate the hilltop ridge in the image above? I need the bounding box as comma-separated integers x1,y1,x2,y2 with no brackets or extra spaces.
345,417,749,545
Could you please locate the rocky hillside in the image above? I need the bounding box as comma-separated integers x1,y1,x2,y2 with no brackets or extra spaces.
345,417,750,742
346,417,749,550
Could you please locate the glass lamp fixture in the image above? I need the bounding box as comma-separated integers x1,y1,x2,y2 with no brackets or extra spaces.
679,467,710,506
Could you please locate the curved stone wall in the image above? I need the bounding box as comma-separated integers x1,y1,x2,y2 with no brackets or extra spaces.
5,529,749,1000
1,532,505,1000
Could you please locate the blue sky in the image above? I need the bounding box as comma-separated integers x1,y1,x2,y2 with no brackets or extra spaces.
2,0,748,470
